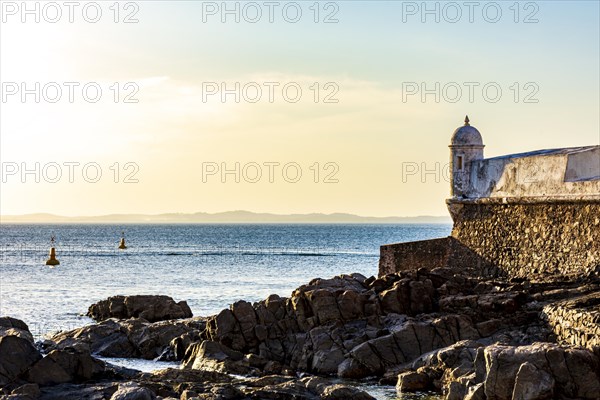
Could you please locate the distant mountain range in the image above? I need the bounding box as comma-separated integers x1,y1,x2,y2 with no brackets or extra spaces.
1,211,451,224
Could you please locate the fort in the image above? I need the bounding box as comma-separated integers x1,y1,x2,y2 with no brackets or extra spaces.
380,116,600,279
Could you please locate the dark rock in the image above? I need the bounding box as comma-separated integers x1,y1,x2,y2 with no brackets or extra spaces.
209,383,244,399
26,347,105,385
10,383,40,398
396,371,430,392
464,382,485,400
301,376,375,400
511,362,554,400
46,317,205,360
246,376,375,400
87,295,192,323
404,341,600,400
38,382,119,400
339,315,479,379
482,343,600,400
110,383,156,400
0,317,34,344
183,340,256,375
5,269,598,400
0,335,42,386
141,367,232,385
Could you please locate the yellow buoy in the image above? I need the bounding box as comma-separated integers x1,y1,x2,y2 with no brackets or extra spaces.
119,232,127,249
46,236,60,265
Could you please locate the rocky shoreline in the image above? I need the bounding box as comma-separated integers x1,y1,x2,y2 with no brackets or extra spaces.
2,268,600,399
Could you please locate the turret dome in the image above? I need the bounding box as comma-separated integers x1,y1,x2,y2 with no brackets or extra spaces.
451,116,483,147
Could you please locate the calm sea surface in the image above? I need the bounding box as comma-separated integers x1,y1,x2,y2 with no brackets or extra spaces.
0,223,450,399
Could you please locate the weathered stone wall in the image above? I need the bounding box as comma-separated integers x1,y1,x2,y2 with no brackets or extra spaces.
379,237,485,277
542,293,600,350
379,238,450,277
380,197,600,278
467,146,600,199
448,197,600,278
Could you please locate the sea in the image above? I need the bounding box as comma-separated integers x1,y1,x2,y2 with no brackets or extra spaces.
0,223,450,400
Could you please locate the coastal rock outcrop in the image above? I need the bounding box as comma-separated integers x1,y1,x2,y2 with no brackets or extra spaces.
338,314,479,379
187,268,558,381
0,317,35,343
110,382,157,400
481,343,600,400
1,363,376,400
396,341,600,400
182,340,257,375
244,375,376,400
45,317,205,360
87,295,193,323
0,318,133,393
26,267,600,399
25,347,106,386
0,335,42,386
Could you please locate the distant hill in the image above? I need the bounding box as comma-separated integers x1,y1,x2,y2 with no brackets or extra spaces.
0,211,452,224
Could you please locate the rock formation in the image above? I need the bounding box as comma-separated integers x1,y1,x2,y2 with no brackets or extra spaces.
2,268,600,399
87,295,193,323
0,316,375,399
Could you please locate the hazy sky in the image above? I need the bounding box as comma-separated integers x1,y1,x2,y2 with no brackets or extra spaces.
1,1,599,217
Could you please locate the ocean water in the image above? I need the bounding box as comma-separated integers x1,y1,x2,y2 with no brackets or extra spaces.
0,223,449,399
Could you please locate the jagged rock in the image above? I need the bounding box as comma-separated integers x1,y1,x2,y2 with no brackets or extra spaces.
4,270,598,399
20,376,369,400
10,383,40,398
339,314,479,379
141,367,232,385
231,301,259,349
482,343,600,400
87,295,192,323
201,271,479,379
425,341,600,399
0,317,34,344
511,362,554,400
244,375,295,387
396,371,430,392
161,330,202,361
208,383,244,399
0,335,42,386
38,382,119,400
46,317,205,360
394,340,600,400
390,340,482,393
464,382,485,400
183,340,257,375
26,347,105,385
110,382,156,400
179,389,198,400
246,376,375,400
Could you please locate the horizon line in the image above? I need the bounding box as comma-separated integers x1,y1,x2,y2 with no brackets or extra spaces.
0,210,452,224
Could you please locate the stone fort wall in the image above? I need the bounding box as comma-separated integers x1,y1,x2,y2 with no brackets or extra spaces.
542,292,600,351
468,146,599,199
380,197,600,278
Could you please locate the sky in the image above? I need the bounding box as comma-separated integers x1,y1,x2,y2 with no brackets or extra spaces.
1,0,599,217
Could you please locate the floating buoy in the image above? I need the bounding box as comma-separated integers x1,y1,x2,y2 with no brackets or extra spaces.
119,231,127,249
46,235,60,265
